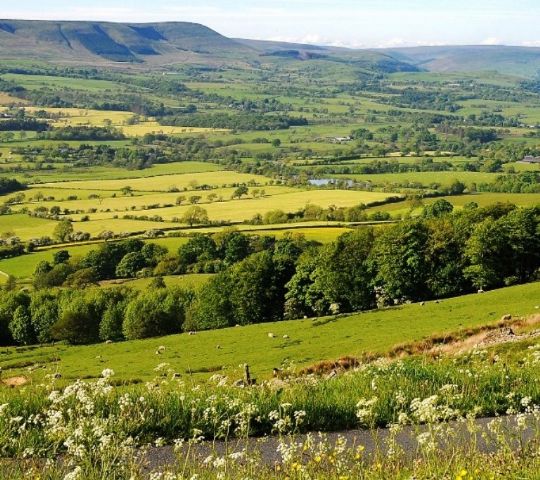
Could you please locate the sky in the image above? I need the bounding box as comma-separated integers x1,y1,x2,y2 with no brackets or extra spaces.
2,0,540,49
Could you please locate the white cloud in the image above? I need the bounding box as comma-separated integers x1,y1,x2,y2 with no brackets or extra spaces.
481,37,502,45
522,40,540,47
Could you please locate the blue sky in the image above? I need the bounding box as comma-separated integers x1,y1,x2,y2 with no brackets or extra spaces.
3,0,540,48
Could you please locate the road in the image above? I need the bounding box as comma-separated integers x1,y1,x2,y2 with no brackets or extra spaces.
143,413,539,470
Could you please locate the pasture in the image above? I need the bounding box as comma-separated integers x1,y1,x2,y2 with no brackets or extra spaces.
89,189,398,223
17,185,299,215
99,273,213,290
0,213,58,239
370,192,540,216
334,171,502,187
1,281,538,383
1,73,125,92
41,171,273,192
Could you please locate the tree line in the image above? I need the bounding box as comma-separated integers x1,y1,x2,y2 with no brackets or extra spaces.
1,202,538,347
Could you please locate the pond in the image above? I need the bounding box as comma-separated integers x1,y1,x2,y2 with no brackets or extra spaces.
308,178,354,187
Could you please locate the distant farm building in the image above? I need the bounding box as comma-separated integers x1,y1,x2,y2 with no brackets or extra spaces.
329,136,352,143
519,156,540,164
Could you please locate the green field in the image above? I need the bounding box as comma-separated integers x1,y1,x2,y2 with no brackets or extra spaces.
99,273,213,290
16,185,298,214
334,171,503,187
81,189,398,223
370,192,540,216
42,171,273,192
2,282,538,383
0,213,58,239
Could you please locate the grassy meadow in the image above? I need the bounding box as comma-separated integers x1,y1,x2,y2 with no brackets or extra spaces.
1,281,538,384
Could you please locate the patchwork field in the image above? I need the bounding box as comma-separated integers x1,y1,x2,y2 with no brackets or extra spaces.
18,185,299,214
42,171,273,191
75,189,398,223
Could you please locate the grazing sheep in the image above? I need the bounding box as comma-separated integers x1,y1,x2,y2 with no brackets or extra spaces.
268,333,276,338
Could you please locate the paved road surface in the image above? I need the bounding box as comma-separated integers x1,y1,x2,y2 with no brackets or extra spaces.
143,414,538,471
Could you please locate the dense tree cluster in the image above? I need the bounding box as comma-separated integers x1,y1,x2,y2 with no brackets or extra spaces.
160,113,308,131
0,178,26,195
384,89,465,112
32,238,169,289
0,117,49,132
1,203,538,347
476,172,540,193
38,126,126,141
0,284,191,345
185,204,539,328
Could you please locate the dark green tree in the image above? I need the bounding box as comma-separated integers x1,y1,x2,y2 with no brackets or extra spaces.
123,288,187,340
116,252,146,278
53,219,74,242
9,305,35,345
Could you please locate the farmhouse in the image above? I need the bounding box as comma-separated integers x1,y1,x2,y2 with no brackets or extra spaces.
519,155,540,164
329,136,352,143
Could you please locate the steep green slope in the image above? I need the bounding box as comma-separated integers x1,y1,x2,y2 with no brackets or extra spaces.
0,19,253,65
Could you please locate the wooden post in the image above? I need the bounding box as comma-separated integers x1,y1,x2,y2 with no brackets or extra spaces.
244,364,251,386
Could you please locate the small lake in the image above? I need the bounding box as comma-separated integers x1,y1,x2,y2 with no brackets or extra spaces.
309,178,354,187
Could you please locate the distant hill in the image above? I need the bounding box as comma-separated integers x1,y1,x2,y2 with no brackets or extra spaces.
1,20,540,77
381,45,540,77
0,20,421,74
0,19,253,66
